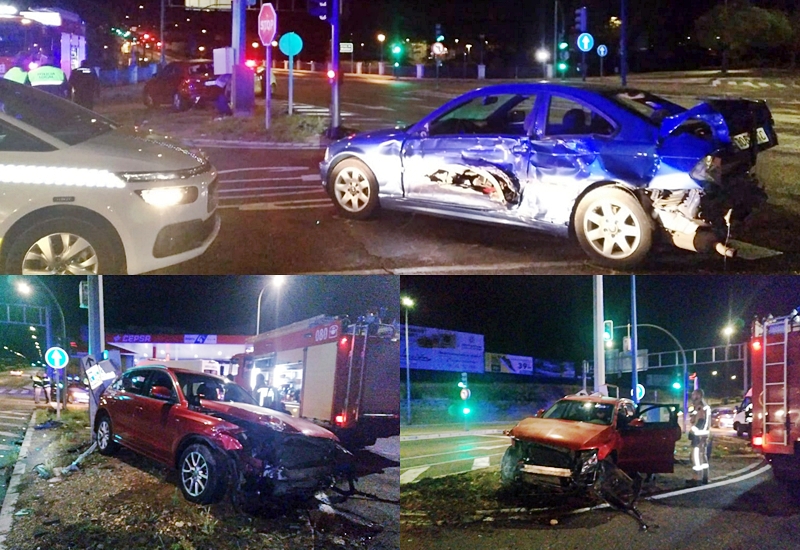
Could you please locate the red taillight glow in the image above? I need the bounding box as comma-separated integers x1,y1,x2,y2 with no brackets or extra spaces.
340,337,348,345
327,69,336,79
245,59,257,68
335,414,346,425
753,436,763,446
752,340,762,351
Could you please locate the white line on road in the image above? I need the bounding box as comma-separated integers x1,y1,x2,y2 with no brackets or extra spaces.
472,457,491,470
650,464,772,500
401,451,506,473
220,176,314,184
236,200,333,211
341,102,396,111
217,166,308,174
219,185,320,194
400,467,430,484
220,191,325,201
302,261,588,275
403,443,509,462
0,432,19,438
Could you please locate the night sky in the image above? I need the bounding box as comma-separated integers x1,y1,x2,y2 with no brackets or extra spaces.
400,276,800,363
0,276,399,362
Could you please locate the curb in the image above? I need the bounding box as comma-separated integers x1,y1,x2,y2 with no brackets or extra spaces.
0,410,37,549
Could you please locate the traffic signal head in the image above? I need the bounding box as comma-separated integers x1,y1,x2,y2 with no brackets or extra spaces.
603,320,613,341
672,381,681,390
559,41,568,50
308,0,333,21
463,406,471,415
574,7,587,33
435,23,444,42
392,44,402,56
557,62,568,72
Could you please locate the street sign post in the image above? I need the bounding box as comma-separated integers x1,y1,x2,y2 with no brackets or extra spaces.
597,44,608,77
279,32,303,116
45,346,68,420
258,3,277,130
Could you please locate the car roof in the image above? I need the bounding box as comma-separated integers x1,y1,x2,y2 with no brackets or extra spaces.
127,364,226,382
469,81,643,99
559,394,626,405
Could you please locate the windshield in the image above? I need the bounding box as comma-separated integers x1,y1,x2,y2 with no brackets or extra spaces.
543,400,615,425
175,372,257,406
0,80,117,145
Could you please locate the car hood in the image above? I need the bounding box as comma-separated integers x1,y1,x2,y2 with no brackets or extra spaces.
507,417,612,451
344,126,408,146
199,400,339,441
69,127,208,173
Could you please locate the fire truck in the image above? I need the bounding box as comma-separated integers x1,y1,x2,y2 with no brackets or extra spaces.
0,5,86,79
750,309,800,482
230,314,400,447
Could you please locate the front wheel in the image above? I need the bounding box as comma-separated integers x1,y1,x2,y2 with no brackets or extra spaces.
500,445,523,488
96,415,119,456
574,187,652,268
178,444,228,504
173,92,189,112
4,217,123,275
328,159,380,220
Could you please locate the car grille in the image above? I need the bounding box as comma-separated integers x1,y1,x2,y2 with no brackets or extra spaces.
518,440,574,470
207,176,218,213
152,214,218,258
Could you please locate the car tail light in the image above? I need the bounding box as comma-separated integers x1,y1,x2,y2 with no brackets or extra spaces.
335,413,346,425
245,59,257,69
340,337,348,345
753,435,763,447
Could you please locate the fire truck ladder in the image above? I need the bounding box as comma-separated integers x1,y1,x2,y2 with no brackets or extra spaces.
763,316,790,447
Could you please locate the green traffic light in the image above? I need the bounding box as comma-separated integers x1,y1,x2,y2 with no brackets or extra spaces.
394,62,399,67
559,42,568,50
391,45,402,55
436,35,444,42
558,62,568,71
672,382,681,390
463,407,471,415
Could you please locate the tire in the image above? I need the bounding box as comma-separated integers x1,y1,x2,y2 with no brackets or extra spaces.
736,425,745,438
178,444,228,504
4,217,123,275
574,186,652,268
143,91,155,109
96,414,119,456
500,445,523,488
172,92,189,112
329,158,380,220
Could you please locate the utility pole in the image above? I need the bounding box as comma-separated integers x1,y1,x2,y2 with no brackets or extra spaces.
630,275,639,403
159,0,166,66
620,0,628,86
593,276,606,393
329,0,341,137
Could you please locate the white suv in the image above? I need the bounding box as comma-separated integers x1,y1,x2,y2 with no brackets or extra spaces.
0,80,219,274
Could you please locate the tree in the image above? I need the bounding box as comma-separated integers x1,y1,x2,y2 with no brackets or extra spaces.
694,0,792,72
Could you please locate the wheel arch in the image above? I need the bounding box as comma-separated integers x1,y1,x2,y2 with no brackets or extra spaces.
0,205,127,273
173,434,229,471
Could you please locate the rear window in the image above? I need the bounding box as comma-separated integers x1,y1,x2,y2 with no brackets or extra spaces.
605,90,685,123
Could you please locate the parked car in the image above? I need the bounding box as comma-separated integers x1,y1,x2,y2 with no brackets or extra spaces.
501,393,681,492
710,406,736,429
142,60,223,111
321,83,777,268
255,64,277,96
95,366,352,505
0,79,220,274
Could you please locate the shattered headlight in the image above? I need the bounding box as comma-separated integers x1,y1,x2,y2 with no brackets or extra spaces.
576,449,599,476
689,155,722,186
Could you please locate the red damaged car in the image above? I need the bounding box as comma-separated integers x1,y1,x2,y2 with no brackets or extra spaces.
95,366,352,505
501,393,681,492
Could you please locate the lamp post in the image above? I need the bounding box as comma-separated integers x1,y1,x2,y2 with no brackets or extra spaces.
535,48,550,78
401,295,414,425
255,275,286,335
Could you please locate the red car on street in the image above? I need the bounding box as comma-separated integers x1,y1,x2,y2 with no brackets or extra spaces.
95,365,352,505
142,60,223,111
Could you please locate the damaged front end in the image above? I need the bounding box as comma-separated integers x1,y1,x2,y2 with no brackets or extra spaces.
502,438,602,493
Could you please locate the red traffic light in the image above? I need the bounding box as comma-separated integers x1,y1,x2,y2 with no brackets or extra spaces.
327,69,336,80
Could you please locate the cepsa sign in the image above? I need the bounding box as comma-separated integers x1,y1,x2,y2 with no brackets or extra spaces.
258,3,277,46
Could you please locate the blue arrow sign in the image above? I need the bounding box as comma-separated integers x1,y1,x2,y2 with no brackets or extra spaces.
577,33,594,53
597,44,608,58
45,346,69,370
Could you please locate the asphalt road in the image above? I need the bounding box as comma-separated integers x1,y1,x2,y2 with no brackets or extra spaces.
147,72,800,274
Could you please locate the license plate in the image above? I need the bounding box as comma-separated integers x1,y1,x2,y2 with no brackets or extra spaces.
732,127,770,150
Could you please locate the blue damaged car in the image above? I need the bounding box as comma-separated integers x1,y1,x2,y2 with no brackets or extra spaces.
320,83,777,267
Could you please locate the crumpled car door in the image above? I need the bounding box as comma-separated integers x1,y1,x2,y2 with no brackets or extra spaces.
616,403,681,475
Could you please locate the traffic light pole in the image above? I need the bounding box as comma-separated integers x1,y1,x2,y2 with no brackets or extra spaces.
553,0,558,79
620,0,628,86
329,0,341,137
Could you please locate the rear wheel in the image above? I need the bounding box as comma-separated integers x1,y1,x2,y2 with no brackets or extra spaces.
329,159,380,220
179,444,228,504
574,187,652,268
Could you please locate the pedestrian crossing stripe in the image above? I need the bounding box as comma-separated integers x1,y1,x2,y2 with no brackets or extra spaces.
471,456,491,470
400,466,430,484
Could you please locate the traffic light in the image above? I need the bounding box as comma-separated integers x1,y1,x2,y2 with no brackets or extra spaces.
308,0,333,21
463,406,471,415
435,23,444,43
559,41,568,51
672,381,682,390
603,320,613,342
574,6,587,33
391,43,403,64
557,61,568,72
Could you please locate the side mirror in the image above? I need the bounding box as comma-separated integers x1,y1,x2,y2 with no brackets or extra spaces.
150,386,173,400
535,408,546,418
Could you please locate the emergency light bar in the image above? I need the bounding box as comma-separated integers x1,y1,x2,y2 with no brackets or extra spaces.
0,5,18,16
20,9,61,26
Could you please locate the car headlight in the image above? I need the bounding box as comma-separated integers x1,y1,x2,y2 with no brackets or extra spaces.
689,155,722,186
577,449,599,475
135,186,199,207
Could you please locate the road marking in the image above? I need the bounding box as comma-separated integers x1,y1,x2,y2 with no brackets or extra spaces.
0,445,14,452
219,185,320,193
401,432,509,441
221,191,324,201
0,423,24,429
401,451,506,472
237,199,333,211
217,166,308,174
472,457,491,470
650,463,772,500
404,443,509,461
341,102,396,111
220,176,315,184
0,432,19,438
303,260,588,275
400,467,430,484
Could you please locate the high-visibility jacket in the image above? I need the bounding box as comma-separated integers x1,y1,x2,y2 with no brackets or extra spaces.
690,403,711,437
28,65,67,87
3,66,28,84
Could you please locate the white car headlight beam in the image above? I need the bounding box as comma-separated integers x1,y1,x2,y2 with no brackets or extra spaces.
0,164,125,188
136,186,199,207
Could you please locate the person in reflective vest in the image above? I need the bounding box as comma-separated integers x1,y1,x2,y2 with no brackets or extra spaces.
69,61,101,109
3,65,29,84
31,370,51,404
687,388,711,486
28,64,69,98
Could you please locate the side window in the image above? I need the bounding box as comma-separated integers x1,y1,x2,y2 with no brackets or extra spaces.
0,121,56,152
637,404,677,426
145,370,177,401
429,93,530,136
121,370,148,395
545,96,614,137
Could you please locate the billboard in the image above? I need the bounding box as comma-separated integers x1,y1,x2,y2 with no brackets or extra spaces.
400,326,484,373
184,1,232,10
485,353,533,375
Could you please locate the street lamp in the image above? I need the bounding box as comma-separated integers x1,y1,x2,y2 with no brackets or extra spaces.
377,33,385,64
401,295,415,425
255,275,286,335
15,280,66,348
535,48,550,78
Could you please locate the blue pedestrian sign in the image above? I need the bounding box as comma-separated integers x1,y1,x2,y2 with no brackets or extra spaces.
597,44,608,58
45,346,69,370
577,33,594,53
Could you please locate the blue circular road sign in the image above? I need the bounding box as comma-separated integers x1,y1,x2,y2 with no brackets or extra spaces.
597,44,608,57
45,346,69,370
635,383,646,401
279,32,303,57
577,33,594,53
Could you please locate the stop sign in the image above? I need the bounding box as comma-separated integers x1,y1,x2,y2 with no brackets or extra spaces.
258,3,277,46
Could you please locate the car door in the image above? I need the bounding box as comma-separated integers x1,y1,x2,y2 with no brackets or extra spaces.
400,92,537,212
135,369,183,465
616,402,681,474
152,63,182,103
105,369,149,445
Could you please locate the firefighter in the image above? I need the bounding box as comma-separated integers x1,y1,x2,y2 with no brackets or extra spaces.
688,388,711,486
68,60,101,110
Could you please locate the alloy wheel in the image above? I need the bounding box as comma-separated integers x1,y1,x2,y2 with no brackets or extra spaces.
22,233,99,275
334,167,371,213
582,200,642,260
181,451,209,497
